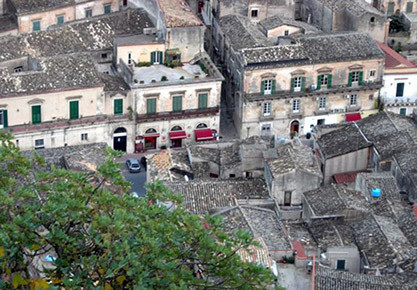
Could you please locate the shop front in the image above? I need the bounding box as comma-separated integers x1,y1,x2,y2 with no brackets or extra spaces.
169,126,187,148
144,128,159,150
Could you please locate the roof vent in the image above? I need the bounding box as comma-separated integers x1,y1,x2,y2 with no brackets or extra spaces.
372,188,381,198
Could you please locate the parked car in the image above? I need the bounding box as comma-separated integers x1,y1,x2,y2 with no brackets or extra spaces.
126,158,141,173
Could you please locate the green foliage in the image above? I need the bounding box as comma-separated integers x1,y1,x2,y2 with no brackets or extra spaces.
161,76,168,81
389,15,405,33
0,132,273,288
136,61,151,67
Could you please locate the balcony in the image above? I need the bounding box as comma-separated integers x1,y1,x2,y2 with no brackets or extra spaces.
382,96,417,106
260,111,275,121
314,108,330,116
136,107,220,122
288,109,304,119
346,105,361,112
244,81,383,102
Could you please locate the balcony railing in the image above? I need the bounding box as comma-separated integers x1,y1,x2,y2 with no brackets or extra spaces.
245,81,383,101
382,96,417,106
137,107,220,122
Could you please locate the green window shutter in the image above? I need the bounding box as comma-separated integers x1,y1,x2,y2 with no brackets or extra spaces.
407,2,413,13
348,72,353,87
32,105,41,124
198,93,208,109
301,77,306,91
114,99,123,115
147,98,156,114
172,96,182,112
317,75,322,90
358,71,363,86
271,80,276,94
3,110,8,128
290,77,295,92
327,74,332,89
261,80,265,94
69,101,79,120
158,51,163,64
104,4,111,14
33,21,40,31
57,15,64,24
150,52,156,64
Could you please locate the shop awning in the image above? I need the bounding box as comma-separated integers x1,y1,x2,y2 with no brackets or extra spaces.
169,131,186,140
346,113,361,122
195,129,215,141
144,133,160,138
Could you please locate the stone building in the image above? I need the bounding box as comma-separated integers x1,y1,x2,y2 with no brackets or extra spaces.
301,0,389,43
378,42,417,116
215,14,384,139
264,141,322,219
372,0,417,14
5,0,124,34
117,0,224,151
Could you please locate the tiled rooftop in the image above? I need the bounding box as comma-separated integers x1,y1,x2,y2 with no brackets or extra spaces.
313,0,384,15
10,0,73,14
158,0,202,28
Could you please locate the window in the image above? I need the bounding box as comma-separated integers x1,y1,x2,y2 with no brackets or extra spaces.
101,53,108,59
229,174,236,178
348,71,363,86
85,9,93,18
318,96,327,110
400,108,407,116
128,52,132,65
172,96,182,112
35,139,44,150
284,30,289,36
370,16,375,24
336,260,346,271
151,51,163,64
406,2,413,13
114,99,123,115
15,140,19,147
32,20,41,32
56,15,64,24
198,93,208,109
261,123,271,136
261,79,275,95
69,100,79,120
369,70,376,78
284,191,292,206
245,172,253,178
31,105,41,124
81,133,88,141
263,102,271,116
396,83,404,97
146,98,157,114
251,9,258,18
104,4,111,14
317,74,332,90
123,0,128,6
292,76,303,92
196,123,208,129
349,94,357,106
14,66,23,73
387,2,395,14
317,119,325,125
0,110,7,128
292,99,300,112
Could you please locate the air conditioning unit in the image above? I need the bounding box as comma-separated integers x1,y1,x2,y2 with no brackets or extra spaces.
311,85,316,91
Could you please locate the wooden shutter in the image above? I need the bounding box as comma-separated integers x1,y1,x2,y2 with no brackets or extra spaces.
198,93,208,109
158,51,163,64
271,80,276,94
147,98,156,114
150,52,155,64
261,80,265,94
327,74,332,89
70,101,79,120
173,96,182,112
114,99,123,115
348,72,353,87
317,75,322,90
301,77,306,91
290,77,295,92
32,105,41,124
3,110,8,128
358,71,363,86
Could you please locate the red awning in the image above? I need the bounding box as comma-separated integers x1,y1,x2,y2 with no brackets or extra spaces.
195,129,215,141
346,113,362,122
169,131,186,140
144,133,160,138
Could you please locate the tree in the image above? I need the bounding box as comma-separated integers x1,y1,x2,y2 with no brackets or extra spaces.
0,132,274,289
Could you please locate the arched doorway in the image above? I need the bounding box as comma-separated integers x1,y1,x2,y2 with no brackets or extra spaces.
196,123,208,129
170,126,185,148
113,127,127,152
290,120,300,136
144,128,158,150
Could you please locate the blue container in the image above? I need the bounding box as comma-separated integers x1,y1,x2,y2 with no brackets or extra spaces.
372,188,381,197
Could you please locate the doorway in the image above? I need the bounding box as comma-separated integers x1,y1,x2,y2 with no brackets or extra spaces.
144,128,158,150
113,127,127,152
290,120,300,135
284,191,292,206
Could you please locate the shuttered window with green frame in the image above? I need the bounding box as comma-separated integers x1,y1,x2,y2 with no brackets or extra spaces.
172,96,182,112
146,98,157,114
150,51,163,64
317,74,332,90
198,93,208,109
69,100,79,120
32,105,41,124
114,99,123,115
348,71,363,87
261,79,276,95
1,109,8,128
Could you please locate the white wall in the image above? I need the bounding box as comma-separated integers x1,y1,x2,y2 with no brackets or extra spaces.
381,73,417,100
